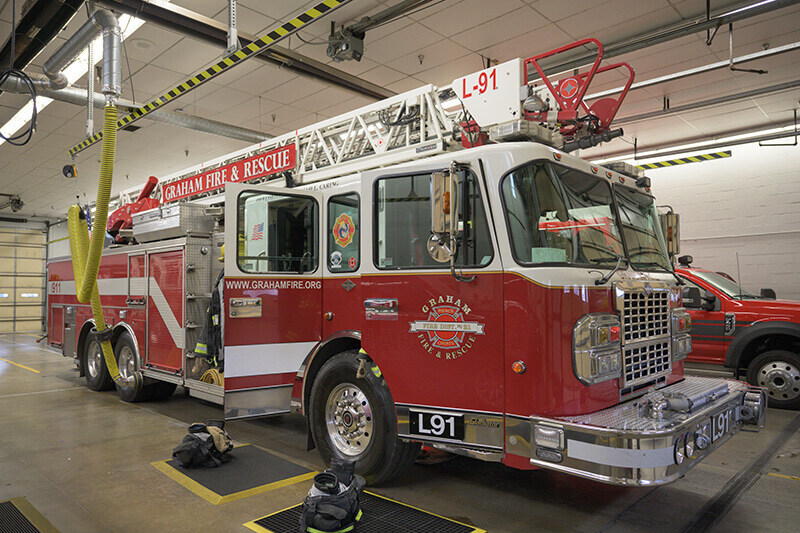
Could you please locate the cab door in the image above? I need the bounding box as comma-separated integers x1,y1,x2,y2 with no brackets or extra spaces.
681,275,727,364
359,162,505,453
223,182,323,419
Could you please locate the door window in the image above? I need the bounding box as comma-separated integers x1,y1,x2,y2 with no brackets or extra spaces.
374,171,493,269
237,191,318,273
328,193,360,272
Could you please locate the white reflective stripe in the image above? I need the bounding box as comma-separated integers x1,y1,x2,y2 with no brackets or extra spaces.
51,277,183,349
148,280,184,349
224,342,317,378
567,439,675,468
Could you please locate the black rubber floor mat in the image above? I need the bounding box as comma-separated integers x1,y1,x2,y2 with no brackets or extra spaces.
0,498,59,533
245,491,485,533
152,444,314,504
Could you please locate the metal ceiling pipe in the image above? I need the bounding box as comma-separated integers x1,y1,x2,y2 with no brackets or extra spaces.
587,41,800,100
532,0,800,81
0,73,269,144
615,78,800,125
43,8,121,100
95,0,394,100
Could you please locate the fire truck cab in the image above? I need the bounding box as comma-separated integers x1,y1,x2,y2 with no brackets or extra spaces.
48,40,767,486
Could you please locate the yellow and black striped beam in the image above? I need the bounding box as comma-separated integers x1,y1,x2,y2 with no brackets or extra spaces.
69,0,349,157
636,150,731,170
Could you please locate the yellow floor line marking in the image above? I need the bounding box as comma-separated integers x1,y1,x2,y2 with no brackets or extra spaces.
768,472,800,482
151,444,316,505
0,357,41,373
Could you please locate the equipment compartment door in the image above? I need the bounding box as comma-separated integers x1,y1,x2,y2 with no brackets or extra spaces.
146,249,185,371
360,164,505,451
223,182,324,420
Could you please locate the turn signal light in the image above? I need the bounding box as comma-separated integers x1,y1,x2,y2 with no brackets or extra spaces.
512,360,527,374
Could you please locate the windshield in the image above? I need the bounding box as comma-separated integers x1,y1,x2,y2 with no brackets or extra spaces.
691,270,760,299
502,161,625,267
613,185,671,271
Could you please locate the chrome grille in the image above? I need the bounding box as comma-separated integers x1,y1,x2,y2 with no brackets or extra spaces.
623,340,670,388
621,290,669,342
615,281,672,389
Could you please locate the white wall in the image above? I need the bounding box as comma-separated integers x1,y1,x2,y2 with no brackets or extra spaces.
47,221,70,259
638,141,800,300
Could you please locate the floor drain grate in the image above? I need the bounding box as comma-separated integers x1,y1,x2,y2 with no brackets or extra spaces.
0,498,58,533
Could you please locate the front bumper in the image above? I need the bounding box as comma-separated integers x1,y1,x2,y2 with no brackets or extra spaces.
518,376,766,486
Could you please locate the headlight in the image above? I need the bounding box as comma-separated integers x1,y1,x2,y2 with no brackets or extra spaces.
671,307,692,361
573,314,622,385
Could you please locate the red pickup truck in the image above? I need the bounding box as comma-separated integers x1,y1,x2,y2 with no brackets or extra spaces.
676,262,800,409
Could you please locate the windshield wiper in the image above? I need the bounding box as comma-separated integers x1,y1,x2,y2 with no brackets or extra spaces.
592,256,628,285
636,261,684,286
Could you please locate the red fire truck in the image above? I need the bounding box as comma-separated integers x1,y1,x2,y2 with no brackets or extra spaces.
47,39,766,486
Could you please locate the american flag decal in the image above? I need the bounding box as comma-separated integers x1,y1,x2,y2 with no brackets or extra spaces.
252,222,264,241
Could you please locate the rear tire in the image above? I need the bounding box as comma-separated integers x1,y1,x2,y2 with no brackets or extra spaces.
746,350,800,409
83,333,114,391
114,332,151,403
309,350,419,485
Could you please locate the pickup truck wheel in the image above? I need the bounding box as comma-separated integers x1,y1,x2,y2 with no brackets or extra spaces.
309,350,420,485
746,350,800,409
83,334,114,391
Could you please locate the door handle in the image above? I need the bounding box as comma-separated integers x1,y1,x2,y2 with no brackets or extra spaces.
364,298,398,321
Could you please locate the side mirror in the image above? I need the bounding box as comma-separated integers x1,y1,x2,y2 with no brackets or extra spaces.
431,170,458,234
429,170,459,263
659,211,680,257
701,293,717,311
760,288,777,300
682,287,701,309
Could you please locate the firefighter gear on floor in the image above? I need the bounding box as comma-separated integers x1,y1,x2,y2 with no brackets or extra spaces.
172,422,233,468
300,458,365,533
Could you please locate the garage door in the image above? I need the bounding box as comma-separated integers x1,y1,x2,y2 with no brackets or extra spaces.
0,228,46,333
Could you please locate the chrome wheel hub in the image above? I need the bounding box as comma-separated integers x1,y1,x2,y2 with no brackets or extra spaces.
325,383,373,456
118,345,137,383
87,341,103,378
758,360,800,400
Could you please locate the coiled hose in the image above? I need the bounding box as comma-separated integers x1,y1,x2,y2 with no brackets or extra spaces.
67,105,142,390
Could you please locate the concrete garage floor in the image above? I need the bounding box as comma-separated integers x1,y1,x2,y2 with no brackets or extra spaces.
1,333,799,533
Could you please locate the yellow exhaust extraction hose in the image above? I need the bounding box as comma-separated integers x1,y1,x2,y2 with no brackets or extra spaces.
67,105,141,390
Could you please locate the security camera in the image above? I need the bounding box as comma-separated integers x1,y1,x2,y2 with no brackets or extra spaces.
63,164,77,179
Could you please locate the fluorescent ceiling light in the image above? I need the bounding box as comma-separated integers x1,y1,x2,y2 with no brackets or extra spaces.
0,9,157,147
592,124,798,165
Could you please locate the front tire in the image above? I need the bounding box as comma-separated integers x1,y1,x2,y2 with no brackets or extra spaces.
309,350,420,485
746,349,800,409
83,333,114,391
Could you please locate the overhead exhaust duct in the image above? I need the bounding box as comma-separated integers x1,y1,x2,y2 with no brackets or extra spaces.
0,73,270,144
43,8,121,98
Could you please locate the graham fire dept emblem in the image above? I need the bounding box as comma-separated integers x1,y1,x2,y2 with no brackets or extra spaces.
332,213,355,247
410,296,485,359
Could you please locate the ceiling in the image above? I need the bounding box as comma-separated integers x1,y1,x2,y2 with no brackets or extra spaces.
1,0,799,218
